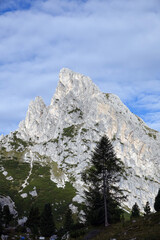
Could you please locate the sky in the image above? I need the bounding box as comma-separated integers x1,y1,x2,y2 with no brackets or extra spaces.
0,0,160,135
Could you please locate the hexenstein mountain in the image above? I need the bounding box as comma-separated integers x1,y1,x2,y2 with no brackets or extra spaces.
0,68,160,221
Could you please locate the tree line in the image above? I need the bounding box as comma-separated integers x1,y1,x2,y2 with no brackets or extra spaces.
131,190,160,218
0,202,75,238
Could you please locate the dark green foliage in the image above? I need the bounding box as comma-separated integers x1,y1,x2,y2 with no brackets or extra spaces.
107,196,124,223
26,206,40,235
0,205,3,235
144,201,151,215
9,132,30,150
64,207,74,232
82,135,126,226
84,191,123,225
3,205,13,227
154,189,160,212
131,203,140,218
68,107,83,119
84,187,104,226
70,228,87,238
62,125,76,138
40,203,55,237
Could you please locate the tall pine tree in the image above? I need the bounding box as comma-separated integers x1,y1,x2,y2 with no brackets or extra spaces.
26,206,40,236
40,203,55,237
64,207,74,232
0,205,3,235
154,189,160,212
82,135,126,226
131,203,140,218
3,205,13,227
144,201,151,215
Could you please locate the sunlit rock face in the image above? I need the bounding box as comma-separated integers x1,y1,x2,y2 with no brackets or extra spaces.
4,68,160,210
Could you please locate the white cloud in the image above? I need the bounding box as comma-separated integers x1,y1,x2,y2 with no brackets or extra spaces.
0,0,160,134
143,112,160,132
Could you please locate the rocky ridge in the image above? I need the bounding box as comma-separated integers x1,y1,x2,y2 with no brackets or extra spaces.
1,68,160,211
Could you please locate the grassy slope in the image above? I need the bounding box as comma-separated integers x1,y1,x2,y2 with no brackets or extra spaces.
0,148,76,227
70,212,160,240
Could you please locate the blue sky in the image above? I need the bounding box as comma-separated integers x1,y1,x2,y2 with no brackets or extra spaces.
0,0,160,135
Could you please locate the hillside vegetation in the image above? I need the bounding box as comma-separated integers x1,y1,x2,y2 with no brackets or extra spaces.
0,147,76,224
70,212,160,240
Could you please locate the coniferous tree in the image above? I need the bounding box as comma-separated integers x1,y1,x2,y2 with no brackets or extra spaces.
3,205,13,227
131,203,140,218
84,186,104,226
26,206,40,236
144,201,151,215
40,203,55,237
154,189,160,212
64,207,74,232
82,135,127,226
0,205,3,235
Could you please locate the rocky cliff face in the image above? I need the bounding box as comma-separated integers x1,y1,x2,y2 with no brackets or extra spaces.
1,68,160,211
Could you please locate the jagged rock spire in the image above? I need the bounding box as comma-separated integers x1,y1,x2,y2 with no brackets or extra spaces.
51,68,101,105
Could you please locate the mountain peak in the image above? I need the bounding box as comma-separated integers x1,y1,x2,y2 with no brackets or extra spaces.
51,68,100,105
14,69,160,211
59,68,86,82
18,96,47,139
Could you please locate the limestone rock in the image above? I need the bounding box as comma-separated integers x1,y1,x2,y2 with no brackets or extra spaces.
1,68,160,211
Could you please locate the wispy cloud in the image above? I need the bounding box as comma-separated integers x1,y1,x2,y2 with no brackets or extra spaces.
0,0,35,13
0,0,160,134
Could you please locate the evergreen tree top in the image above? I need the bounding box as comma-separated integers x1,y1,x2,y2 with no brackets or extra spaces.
83,135,126,189
154,188,160,212
131,203,140,218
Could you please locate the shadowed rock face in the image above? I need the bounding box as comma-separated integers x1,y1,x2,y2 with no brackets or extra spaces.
1,68,160,210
